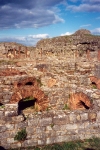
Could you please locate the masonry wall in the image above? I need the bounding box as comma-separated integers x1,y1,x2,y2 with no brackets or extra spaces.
1,105,100,149
0,33,100,149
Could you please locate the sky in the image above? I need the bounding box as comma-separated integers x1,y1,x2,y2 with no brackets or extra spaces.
0,0,100,46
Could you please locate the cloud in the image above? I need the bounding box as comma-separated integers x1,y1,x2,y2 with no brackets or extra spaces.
91,28,100,34
0,0,65,29
96,17,100,19
80,24,91,27
28,34,49,39
67,0,100,12
61,32,73,36
0,34,50,46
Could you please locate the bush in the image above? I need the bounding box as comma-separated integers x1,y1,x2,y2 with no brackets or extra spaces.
14,128,27,142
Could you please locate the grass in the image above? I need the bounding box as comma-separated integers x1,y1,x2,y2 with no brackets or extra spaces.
91,84,97,89
7,137,100,150
37,78,43,86
63,104,70,110
23,96,34,102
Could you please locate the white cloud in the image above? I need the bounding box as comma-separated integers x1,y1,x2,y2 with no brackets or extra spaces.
96,17,100,19
61,32,73,36
80,24,91,27
67,4,100,12
91,28,100,34
0,34,50,46
67,0,100,12
82,0,100,3
69,0,79,2
28,34,49,39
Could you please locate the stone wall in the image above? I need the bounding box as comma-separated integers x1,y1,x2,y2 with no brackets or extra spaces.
0,42,33,59
36,33,100,55
1,106,100,149
0,29,100,149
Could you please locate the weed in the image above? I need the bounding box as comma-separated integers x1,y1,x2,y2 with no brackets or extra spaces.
14,128,27,142
91,84,97,89
37,78,43,86
50,123,54,128
68,94,70,98
23,96,34,101
79,49,84,57
0,105,5,109
46,106,51,111
63,104,70,110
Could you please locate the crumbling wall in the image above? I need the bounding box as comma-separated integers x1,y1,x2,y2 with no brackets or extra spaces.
1,107,100,149
0,29,100,149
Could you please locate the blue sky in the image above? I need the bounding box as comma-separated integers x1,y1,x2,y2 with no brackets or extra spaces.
0,0,100,46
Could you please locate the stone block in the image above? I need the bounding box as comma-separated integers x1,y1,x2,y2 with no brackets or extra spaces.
7,138,15,144
15,121,28,129
53,124,66,131
5,111,17,117
12,115,25,122
46,137,55,145
54,135,71,143
11,143,21,149
69,113,77,123
88,112,97,122
53,115,69,125
0,126,7,132
26,127,36,134
5,123,15,130
80,113,88,121
28,118,39,126
66,124,78,130
39,117,52,126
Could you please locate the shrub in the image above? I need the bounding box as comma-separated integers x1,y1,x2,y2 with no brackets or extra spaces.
14,128,27,142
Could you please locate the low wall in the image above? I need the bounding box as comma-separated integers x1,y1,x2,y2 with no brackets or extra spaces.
0,104,100,149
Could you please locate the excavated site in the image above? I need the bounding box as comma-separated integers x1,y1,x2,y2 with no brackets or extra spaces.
0,29,100,149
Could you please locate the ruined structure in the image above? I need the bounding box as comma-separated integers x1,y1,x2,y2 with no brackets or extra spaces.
11,77,49,111
36,29,100,56
0,29,100,149
0,42,32,59
68,92,92,110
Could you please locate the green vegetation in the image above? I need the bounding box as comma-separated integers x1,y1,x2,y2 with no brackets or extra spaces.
0,104,5,109
14,128,27,142
8,137,100,150
50,123,54,128
37,78,43,86
23,96,34,101
91,83,97,89
79,49,84,57
63,104,70,110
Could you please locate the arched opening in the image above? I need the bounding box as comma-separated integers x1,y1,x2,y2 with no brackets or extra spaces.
0,103,4,109
91,82,97,89
0,103,3,106
68,92,92,110
18,97,37,115
79,101,90,109
25,82,33,86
